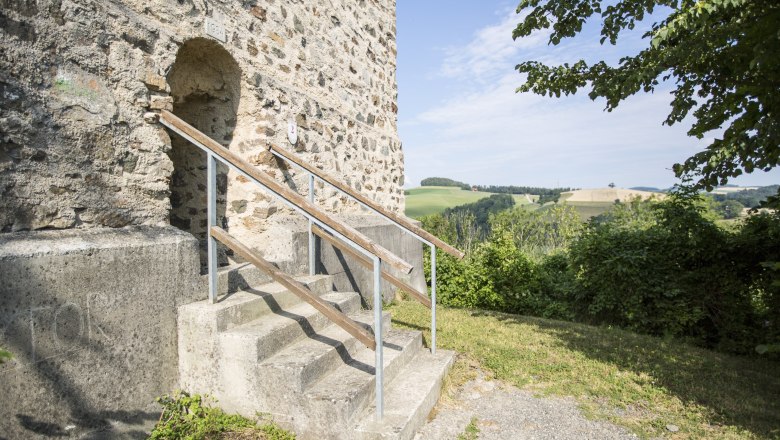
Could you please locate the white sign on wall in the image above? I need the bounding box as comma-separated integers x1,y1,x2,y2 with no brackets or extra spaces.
204,18,227,42
287,119,298,145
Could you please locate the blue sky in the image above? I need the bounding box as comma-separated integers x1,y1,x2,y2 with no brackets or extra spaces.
396,1,780,189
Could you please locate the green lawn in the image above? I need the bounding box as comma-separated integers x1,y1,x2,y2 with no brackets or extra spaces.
405,186,535,218
389,301,780,439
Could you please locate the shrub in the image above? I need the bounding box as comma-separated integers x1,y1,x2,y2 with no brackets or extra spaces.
422,191,780,357
570,195,778,355
422,215,576,319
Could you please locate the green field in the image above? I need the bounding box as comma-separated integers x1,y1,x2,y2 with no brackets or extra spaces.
539,201,615,220
405,186,535,218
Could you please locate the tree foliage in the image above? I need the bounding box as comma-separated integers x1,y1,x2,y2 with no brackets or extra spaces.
513,0,780,191
712,184,780,208
420,177,471,190
444,193,516,238
473,184,572,198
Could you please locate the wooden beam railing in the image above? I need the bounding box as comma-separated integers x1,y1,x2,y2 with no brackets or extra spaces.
312,225,432,309
267,143,465,260
160,110,413,275
210,226,376,350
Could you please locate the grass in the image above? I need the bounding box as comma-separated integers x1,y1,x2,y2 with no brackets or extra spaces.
388,301,780,439
405,186,534,218
457,417,480,440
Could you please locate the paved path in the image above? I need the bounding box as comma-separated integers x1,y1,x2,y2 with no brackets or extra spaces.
415,367,637,440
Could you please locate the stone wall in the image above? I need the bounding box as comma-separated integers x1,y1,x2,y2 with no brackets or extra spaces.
1,0,404,266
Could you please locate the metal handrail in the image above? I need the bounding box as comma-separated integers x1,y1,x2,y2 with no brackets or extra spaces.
267,143,465,259
159,110,391,419
266,142,466,355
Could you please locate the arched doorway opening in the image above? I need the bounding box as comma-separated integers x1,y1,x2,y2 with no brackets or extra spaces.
166,38,241,270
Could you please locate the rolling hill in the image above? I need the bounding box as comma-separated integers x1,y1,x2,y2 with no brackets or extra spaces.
404,186,536,218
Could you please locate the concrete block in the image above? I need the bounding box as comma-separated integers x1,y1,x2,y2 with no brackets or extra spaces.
178,275,336,398
291,214,427,307
0,226,200,438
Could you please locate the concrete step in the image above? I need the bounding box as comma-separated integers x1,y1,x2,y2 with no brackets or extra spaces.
354,349,456,440
179,275,335,397
218,291,364,365
181,275,333,333
300,329,424,437
197,262,275,297
258,310,393,397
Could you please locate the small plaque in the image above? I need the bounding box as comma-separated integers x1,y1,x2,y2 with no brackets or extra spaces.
287,119,298,145
204,18,227,42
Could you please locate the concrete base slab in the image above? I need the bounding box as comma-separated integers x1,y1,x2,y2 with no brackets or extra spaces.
0,226,200,439
288,214,427,307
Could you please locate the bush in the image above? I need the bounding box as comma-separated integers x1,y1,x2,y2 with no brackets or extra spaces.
421,215,576,319
569,195,779,355
421,192,780,357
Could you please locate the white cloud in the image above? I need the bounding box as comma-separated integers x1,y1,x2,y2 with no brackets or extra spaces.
439,10,551,83
404,68,710,188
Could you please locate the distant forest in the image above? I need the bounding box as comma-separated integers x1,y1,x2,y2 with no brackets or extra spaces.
420,177,471,190
420,177,572,204
443,194,516,239
473,185,573,204
712,185,779,208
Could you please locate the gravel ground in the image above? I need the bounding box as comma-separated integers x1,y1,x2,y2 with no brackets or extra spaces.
415,368,638,440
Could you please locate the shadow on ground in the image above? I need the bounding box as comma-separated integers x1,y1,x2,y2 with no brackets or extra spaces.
475,310,780,438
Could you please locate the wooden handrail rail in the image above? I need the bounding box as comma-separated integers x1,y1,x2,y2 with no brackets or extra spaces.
312,225,432,309
210,226,377,350
160,110,413,274
267,143,466,260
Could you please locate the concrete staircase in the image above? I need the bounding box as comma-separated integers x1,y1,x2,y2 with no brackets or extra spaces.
179,264,454,440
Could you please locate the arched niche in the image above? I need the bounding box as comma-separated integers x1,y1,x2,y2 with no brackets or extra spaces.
166,38,241,270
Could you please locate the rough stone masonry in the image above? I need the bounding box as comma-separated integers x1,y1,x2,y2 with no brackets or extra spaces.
0,0,404,265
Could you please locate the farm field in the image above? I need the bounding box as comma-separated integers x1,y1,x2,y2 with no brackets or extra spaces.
405,186,535,218
544,188,667,220
540,201,615,220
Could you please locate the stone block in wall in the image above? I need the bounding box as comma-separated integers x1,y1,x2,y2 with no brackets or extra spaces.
0,226,201,438
149,95,174,111
142,71,170,93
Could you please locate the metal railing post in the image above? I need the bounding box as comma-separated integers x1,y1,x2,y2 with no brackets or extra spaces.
373,256,384,420
207,153,218,304
430,243,436,354
308,173,316,276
